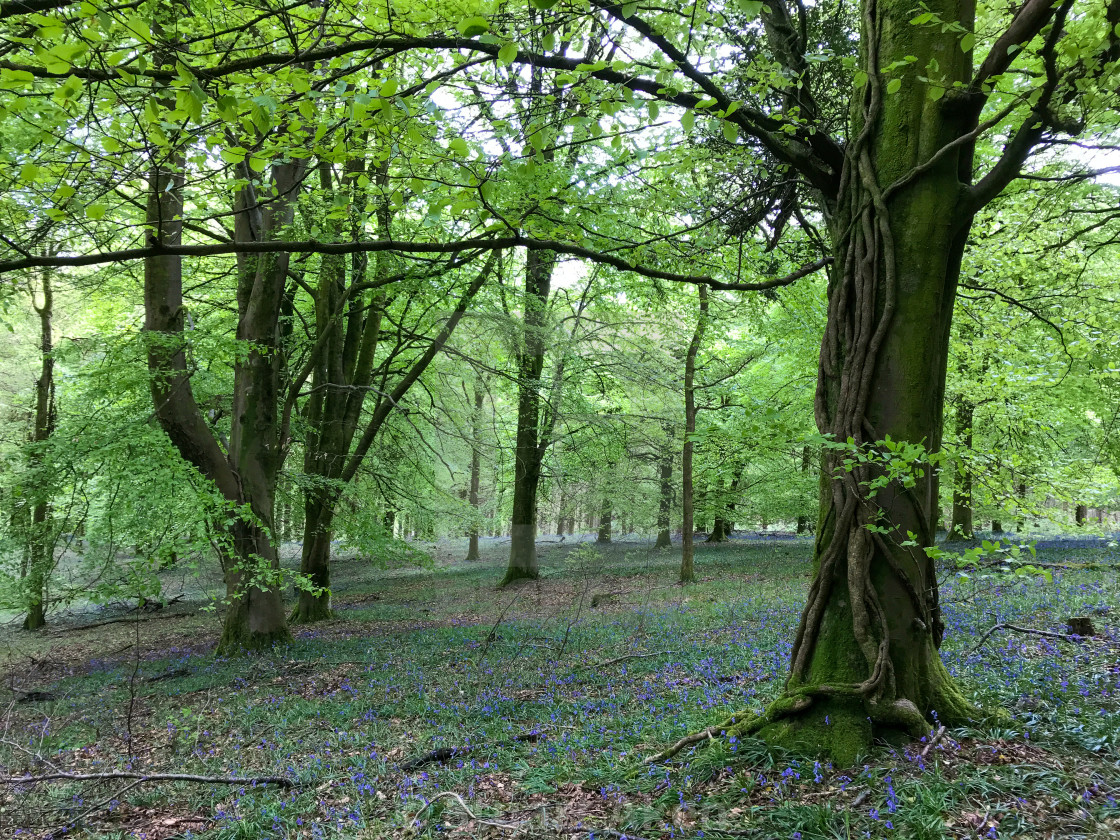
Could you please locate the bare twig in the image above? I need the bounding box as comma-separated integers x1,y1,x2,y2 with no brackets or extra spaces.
919,725,947,758
1,770,295,787
411,790,521,834
574,650,677,671
967,622,1083,656
400,732,542,772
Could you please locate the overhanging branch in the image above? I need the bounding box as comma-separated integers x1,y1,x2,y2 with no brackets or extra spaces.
0,236,831,292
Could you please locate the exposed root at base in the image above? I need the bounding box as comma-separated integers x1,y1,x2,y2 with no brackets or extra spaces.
643,689,995,766
643,695,812,764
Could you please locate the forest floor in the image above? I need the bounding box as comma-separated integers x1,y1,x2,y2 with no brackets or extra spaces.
3,534,1120,839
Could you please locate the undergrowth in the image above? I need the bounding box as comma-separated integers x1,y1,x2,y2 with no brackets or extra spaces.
3,536,1119,839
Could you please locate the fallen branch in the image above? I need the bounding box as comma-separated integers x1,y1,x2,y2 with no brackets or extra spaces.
410,790,521,834
967,623,1085,656
575,650,677,671
144,667,191,684
50,613,190,635
401,732,541,772
1,770,294,788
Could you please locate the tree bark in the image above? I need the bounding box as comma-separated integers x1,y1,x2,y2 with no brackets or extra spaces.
680,285,708,583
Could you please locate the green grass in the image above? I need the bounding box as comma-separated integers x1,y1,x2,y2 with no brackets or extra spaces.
3,536,1120,839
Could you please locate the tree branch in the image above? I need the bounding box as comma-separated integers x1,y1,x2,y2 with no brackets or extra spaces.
0,237,830,292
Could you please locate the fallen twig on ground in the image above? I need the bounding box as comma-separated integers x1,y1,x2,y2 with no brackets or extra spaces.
575,650,677,671
410,790,522,834
1,770,294,788
920,725,947,758
50,613,191,635
401,732,542,772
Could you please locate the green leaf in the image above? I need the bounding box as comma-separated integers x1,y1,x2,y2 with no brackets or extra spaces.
928,85,945,101
457,16,489,37
960,32,975,52
498,42,518,65
542,32,556,52
886,78,902,95
681,109,695,131
737,0,763,16
380,78,399,97
448,137,469,156
530,0,559,8
85,204,107,220
248,154,269,173
19,162,38,183
721,120,739,142
220,148,246,165
646,101,659,120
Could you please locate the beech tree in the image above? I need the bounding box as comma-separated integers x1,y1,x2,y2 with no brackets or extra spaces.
2,0,1118,760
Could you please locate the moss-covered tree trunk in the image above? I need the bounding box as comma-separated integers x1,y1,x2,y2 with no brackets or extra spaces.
750,0,988,762
143,103,300,650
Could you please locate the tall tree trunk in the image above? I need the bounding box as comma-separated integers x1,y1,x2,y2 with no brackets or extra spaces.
597,496,612,543
740,0,996,763
466,380,485,562
502,249,555,585
680,285,708,583
143,124,294,651
655,437,673,549
1076,504,1088,527
949,399,975,539
23,269,55,631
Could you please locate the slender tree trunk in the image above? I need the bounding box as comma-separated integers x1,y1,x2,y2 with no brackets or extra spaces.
1015,480,1027,532
680,285,708,583
1076,504,1088,527
991,520,1003,533
655,438,673,548
597,497,612,543
23,270,55,631
797,445,812,534
503,249,555,585
466,380,485,562
949,399,975,539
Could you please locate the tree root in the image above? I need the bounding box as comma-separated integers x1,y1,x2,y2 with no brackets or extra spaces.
643,694,812,764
